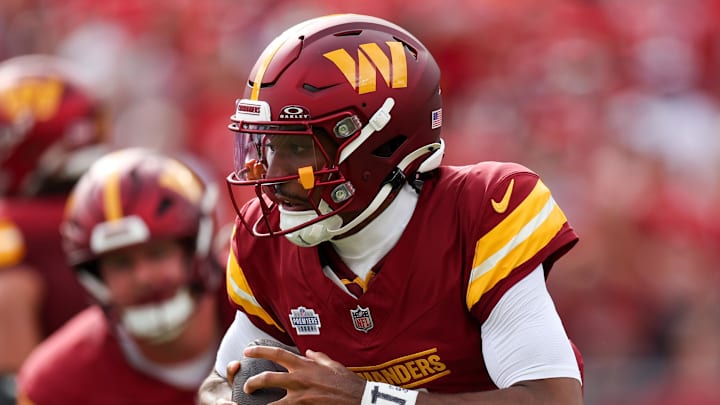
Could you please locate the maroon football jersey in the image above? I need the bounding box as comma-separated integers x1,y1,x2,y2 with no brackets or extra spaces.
16,307,204,405
226,162,579,392
0,197,89,335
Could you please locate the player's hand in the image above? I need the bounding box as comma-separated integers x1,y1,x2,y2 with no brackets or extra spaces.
213,360,241,405
227,360,241,388
198,361,242,405
242,346,366,404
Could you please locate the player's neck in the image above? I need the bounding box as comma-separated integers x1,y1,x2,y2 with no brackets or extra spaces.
331,183,418,279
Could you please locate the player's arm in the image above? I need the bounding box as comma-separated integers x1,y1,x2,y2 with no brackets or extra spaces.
413,264,583,403
0,219,43,373
397,264,584,404
0,264,43,373
241,348,581,405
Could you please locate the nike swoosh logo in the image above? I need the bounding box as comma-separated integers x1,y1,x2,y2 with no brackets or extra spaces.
491,179,514,214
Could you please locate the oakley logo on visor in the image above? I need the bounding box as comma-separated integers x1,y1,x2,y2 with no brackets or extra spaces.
279,105,310,120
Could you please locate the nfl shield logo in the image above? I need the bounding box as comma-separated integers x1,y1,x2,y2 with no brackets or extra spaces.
350,305,374,333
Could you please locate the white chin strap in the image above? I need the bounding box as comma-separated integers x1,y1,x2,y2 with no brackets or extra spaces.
279,141,443,247
121,288,196,344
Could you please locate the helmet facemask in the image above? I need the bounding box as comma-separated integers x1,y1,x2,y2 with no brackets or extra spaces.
227,97,414,246
227,99,362,245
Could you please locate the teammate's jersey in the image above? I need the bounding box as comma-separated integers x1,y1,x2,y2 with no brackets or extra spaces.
0,197,89,335
16,307,202,405
226,162,579,392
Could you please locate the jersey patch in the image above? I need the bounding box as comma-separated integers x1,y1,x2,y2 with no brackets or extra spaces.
350,305,374,333
289,306,321,335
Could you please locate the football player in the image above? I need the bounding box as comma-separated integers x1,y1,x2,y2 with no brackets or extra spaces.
16,148,234,404
0,54,109,392
199,14,584,405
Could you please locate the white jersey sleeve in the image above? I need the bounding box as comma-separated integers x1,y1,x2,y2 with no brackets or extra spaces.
214,310,294,377
481,264,581,388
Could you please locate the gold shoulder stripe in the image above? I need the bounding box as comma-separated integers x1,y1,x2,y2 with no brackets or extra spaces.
0,220,25,267
467,180,567,309
226,247,285,333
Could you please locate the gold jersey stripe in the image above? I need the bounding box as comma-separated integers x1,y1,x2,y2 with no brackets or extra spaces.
467,180,567,309
226,244,285,333
402,371,451,389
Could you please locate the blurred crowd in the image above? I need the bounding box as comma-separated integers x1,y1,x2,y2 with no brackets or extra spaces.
2,0,719,404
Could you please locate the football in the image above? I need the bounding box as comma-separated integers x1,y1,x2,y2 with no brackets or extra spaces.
231,339,299,405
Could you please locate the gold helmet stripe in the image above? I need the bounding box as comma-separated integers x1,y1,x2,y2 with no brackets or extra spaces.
103,171,123,221
251,15,338,100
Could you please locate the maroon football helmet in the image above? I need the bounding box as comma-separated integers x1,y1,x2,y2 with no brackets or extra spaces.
227,14,444,241
0,54,108,196
61,148,221,303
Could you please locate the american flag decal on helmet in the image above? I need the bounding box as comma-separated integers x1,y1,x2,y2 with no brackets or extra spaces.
431,108,442,129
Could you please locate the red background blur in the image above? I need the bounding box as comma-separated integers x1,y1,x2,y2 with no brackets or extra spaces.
2,1,719,404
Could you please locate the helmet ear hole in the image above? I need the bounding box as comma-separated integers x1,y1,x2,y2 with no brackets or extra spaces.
156,195,174,216
372,135,407,158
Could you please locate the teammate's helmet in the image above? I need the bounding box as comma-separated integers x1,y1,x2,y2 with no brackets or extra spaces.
0,54,108,196
60,148,220,303
227,14,444,240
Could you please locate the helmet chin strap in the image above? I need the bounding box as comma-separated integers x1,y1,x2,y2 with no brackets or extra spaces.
280,142,442,247
77,270,112,304
326,142,442,238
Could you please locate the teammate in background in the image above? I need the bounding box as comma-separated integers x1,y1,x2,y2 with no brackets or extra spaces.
199,13,583,405
0,54,109,403
16,148,234,404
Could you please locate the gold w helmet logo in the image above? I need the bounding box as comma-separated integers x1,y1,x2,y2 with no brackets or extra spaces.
323,41,408,94
0,77,65,123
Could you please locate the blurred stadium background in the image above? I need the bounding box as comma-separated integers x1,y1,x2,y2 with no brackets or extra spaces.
2,0,719,404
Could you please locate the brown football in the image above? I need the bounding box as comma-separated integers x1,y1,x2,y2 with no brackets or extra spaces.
231,339,298,405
